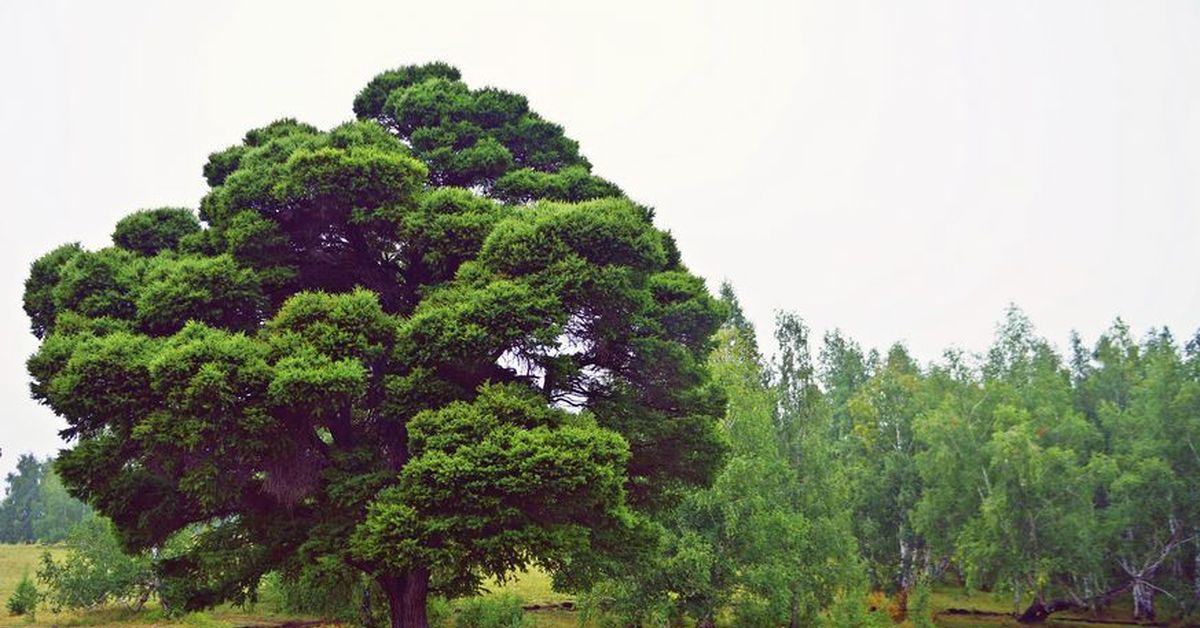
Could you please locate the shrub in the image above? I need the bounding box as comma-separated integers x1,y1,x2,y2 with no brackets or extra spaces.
822,589,892,628
261,559,388,626
427,595,452,627
37,517,154,612
454,594,532,628
6,572,39,617
907,582,936,628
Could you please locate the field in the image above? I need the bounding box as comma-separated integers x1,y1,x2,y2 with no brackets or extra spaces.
0,544,1156,627
0,544,576,628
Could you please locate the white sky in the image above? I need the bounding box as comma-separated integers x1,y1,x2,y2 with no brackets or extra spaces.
2,0,1199,479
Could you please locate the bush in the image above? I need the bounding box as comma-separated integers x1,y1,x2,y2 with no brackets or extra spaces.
261,559,388,626
427,595,451,627
7,572,39,617
454,594,532,628
261,567,454,628
907,582,936,628
37,517,154,612
822,589,892,628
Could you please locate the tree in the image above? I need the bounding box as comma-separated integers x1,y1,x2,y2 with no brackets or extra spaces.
23,63,726,628
0,454,46,543
1181,331,1200,609
916,308,1105,621
32,467,92,543
579,304,859,628
818,329,870,441
769,313,862,626
0,454,91,544
6,573,38,618
1086,325,1196,620
842,344,925,596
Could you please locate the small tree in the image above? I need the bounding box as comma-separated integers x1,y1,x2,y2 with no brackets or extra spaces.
6,572,38,618
37,517,155,613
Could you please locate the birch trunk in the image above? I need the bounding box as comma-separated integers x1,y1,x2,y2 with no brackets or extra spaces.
1131,579,1155,620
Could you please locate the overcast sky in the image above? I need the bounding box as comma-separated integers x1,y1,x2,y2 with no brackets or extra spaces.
2,0,1198,479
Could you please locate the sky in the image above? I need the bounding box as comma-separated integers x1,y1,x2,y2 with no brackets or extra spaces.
1,0,1199,479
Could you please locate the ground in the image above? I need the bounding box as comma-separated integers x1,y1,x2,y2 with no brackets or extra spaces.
0,544,1167,627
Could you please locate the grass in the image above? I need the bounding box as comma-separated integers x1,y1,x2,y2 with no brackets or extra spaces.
0,543,330,628
0,544,64,626
928,585,1158,628
0,544,1164,628
0,543,570,628
0,544,64,606
481,568,573,608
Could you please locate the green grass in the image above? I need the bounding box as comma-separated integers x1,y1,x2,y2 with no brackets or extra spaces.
0,544,331,628
483,568,573,607
0,544,1159,628
928,584,1154,628
0,544,64,608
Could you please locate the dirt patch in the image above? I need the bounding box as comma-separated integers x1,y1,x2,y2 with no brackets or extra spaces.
523,600,575,612
233,621,342,628
936,608,1169,627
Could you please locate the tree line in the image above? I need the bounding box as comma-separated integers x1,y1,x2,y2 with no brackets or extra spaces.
0,453,91,544
608,291,1200,625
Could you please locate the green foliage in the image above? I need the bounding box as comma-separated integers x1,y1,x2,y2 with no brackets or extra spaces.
492,166,622,204
906,308,1200,620
31,468,91,543
452,594,531,628
259,559,387,625
6,572,38,617
112,208,202,256
426,595,452,627
22,242,83,338
36,518,154,613
0,455,45,543
355,63,619,197
24,62,725,626
0,454,90,544
352,384,633,596
908,581,935,628
820,589,891,628
584,300,861,626
841,344,924,593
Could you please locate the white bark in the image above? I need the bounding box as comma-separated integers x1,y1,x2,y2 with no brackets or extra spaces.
1131,579,1155,620
1195,526,1200,602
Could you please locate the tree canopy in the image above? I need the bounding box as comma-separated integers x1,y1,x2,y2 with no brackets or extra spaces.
23,62,725,628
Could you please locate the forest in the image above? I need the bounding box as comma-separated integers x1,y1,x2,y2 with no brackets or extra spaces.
6,62,1200,627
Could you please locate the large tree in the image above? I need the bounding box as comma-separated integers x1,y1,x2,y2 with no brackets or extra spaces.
23,63,726,627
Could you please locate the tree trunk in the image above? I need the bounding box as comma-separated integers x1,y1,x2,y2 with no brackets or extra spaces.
362,581,377,628
1016,597,1080,623
131,587,150,613
1131,579,1155,621
1195,526,1200,603
380,568,429,628
789,591,800,628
